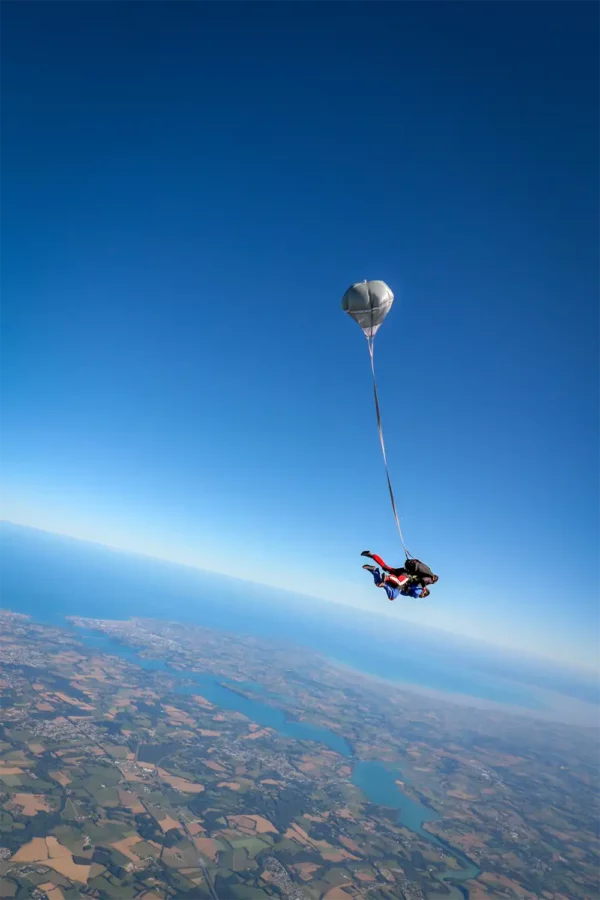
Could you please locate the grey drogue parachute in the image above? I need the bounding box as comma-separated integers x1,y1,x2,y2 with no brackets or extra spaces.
341,280,411,558
341,279,394,339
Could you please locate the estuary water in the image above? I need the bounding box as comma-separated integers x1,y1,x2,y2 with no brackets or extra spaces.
76,628,480,894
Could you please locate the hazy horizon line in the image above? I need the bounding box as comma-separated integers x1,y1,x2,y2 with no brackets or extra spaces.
2,516,598,680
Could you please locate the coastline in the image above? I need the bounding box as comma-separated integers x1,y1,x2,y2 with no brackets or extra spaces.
321,652,600,728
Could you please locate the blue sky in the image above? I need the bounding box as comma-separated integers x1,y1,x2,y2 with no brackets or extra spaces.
2,2,598,668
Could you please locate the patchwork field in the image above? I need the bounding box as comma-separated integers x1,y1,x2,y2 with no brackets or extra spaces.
1,610,598,900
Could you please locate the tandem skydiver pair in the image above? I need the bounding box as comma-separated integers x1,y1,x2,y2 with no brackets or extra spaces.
361,551,438,602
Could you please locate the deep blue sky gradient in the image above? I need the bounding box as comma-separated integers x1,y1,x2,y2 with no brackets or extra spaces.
2,2,598,665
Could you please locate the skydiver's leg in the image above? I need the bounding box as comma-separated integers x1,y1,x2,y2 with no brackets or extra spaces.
381,581,401,601
363,565,385,587
415,575,438,593
364,554,407,578
363,565,403,601
363,552,393,572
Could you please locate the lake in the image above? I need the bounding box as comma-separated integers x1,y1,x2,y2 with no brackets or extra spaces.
77,628,352,757
351,761,480,890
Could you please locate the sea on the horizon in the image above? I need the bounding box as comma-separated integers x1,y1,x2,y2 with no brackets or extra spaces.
1,522,598,724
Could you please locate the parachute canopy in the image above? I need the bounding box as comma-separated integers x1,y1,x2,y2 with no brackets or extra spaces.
341,280,394,339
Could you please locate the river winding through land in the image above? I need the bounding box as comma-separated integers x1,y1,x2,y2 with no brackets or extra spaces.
76,628,480,897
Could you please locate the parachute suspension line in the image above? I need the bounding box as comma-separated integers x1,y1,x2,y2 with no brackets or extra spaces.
342,280,409,557
366,335,411,559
